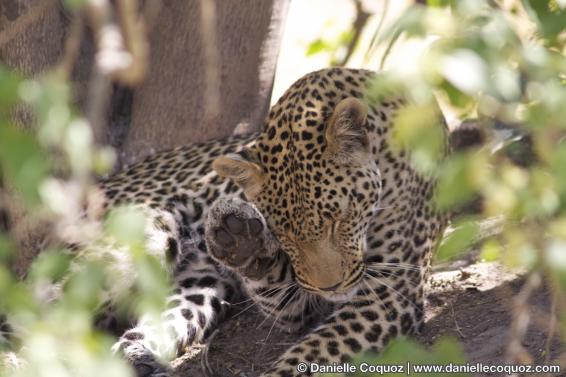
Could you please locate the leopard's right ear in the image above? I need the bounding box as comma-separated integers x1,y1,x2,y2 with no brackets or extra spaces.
325,97,369,163
213,154,265,198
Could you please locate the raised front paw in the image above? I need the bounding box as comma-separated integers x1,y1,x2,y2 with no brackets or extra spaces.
205,198,279,279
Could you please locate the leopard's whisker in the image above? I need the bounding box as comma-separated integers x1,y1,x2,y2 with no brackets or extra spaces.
230,283,292,320
261,285,299,345
310,293,327,317
365,262,421,271
230,300,260,320
361,280,383,307
231,283,290,306
363,272,422,314
365,269,421,288
372,205,395,211
366,276,422,314
256,283,297,328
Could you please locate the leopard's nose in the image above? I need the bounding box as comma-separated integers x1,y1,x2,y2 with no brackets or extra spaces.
319,281,342,292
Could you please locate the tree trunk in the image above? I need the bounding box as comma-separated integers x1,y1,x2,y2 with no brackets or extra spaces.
0,0,289,273
1,0,289,163
0,0,65,76
119,0,289,164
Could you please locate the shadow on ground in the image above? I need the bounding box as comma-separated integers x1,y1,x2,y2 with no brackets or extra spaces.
175,261,564,377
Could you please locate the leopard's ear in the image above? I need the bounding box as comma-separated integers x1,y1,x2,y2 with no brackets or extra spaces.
325,97,369,161
213,153,265,198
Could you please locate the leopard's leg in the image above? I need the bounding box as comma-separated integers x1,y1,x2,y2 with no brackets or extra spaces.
204,198,332,333
261,270,426,377
113,251,238,377
206,198,429,377
112,205,240,377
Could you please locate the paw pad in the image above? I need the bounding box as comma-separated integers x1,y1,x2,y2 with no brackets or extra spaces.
213,214,264,266
205,199,269,269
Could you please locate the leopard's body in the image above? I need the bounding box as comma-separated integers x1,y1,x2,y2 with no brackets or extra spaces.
8,68,450,377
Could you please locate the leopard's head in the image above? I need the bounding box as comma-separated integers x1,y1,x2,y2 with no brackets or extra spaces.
214,73,381,299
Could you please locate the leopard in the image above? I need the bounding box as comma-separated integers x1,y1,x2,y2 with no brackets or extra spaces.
2,67,449,377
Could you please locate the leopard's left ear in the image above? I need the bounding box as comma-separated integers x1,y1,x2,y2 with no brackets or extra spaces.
325,97,369,161
213,153,265,198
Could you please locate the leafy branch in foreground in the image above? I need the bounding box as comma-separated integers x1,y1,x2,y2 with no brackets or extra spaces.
315,0,566,373
0,1,168,376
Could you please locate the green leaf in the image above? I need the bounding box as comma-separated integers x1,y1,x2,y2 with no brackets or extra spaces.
63,0,88,10
29,249,72,283
133,254,169,315
353,337,469,376
547,240,566,272
375,6,426,48
437,219,479,261
0,269,35,313
0,123,50,205
393,104,446,173
480,240,502,261
0,233,15,262
427,0,450,7
0,65,22,112
440,80,475,109
441,49,488,94
551,144,566,201
436,154,475,210
436,150,490,210
63,261,106,311
104,205,147,246
306,39,332,56
522,0,566,46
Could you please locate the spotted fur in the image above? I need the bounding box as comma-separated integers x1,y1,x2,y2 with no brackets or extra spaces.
208,68,449,376
5,68,449,376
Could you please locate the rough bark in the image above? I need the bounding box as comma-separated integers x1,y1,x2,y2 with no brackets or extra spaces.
0,1,95,127
120,0,289,164
1,0,289,163
0,0,70,276
0,0,65,76
0,0,289,272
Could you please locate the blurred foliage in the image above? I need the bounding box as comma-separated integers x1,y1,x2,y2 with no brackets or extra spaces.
0,51,168,377
306,0,566,373
353,337,468,377
0,0,565,375
306,30,355,66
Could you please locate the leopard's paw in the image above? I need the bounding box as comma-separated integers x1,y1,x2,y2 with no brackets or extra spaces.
205,198,279,279
113,338,171,377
